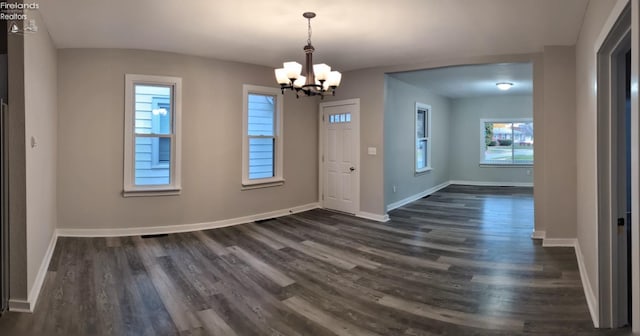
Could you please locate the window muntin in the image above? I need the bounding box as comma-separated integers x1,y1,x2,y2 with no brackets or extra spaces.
242,85,284,187
481,119,534,165
415,103,432,172
124,75,182,195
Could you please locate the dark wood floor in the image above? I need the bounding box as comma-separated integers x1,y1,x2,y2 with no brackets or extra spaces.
0,185,632,335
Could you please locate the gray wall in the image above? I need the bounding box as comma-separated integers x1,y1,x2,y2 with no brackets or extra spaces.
575,0,619,308
542,45,577,239
384,76,451,208
57,49,318,230
325,69,386,216
8,12,26,303
449,95,533,184
24,10,58,300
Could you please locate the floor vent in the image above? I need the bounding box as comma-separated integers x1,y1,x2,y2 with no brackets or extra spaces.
141,234,169,239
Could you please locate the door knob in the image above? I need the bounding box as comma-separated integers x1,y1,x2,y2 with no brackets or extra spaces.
349,167,355,172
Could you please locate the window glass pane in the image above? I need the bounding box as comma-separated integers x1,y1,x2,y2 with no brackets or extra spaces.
482,121,533,164
330,115,335,123
417,110,426,138
513,122,534,163
340,114,346,122
416,140,427,169
483,122,513,163
346,113,351,122
248,94,275,136
135,136,171,185
249,137,275,179
135,85,171,135
158,137,171,163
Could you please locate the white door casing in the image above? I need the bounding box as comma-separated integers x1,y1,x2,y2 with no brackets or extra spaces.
319,99,360,215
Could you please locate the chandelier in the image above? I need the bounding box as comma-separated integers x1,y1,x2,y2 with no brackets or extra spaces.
274,12,342,98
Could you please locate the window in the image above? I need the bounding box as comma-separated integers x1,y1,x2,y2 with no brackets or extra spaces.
242,85,284,187
480,119,534,165
415,103,432,173
329,113,351,123
124,74,182,196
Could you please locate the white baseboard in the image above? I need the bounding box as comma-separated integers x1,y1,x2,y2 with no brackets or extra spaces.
8,299,30,313
357,211,390,222
58,202,320,237
575,240,599,327
28,232,58,312
531,230,546,240
9,229,58,313
542,238,576,247
386,181,450,212
449,180,534,187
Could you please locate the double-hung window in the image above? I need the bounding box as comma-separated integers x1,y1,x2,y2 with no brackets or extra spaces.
124,74,182,196
415,103,432,173
480,119,533,165
242,85,284,187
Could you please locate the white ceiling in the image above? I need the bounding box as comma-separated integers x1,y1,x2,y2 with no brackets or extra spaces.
389,62,533,98
37,0,589,72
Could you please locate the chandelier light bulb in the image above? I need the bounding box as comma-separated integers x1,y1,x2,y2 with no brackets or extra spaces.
274,68,289,85
283,62,302,80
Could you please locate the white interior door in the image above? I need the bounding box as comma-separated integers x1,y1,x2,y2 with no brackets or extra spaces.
320,100,359,214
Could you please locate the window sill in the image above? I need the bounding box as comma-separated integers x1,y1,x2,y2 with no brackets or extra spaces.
122,188,182,197
479,163,533,168
415,167,433,176
242,178,285,190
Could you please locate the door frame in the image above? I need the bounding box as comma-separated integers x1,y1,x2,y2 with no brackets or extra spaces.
0,99,7,313
596,0,638,330
318,98,361,215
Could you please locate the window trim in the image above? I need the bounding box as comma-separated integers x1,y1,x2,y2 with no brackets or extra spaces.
479,118,533,167
242,84,284,188
123,74,182,197
415,102,432,173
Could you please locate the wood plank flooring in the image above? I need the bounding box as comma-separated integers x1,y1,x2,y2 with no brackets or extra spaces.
0,185,632,335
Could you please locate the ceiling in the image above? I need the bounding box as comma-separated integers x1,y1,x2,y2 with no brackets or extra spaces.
389,62,533,98
37,0,589,72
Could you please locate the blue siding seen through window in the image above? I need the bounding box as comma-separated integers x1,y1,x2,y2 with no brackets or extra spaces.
134,85,172,185
248,94,276,179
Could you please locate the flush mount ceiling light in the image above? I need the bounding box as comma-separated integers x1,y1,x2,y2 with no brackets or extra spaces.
274,12,342,99
496,82,514,91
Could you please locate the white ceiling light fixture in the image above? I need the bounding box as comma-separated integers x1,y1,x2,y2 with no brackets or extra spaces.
274,12,342,99
496,82,514,91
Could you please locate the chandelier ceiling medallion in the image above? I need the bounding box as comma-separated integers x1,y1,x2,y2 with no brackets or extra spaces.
274,12,342,99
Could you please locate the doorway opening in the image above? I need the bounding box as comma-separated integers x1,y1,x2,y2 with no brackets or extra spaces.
596,2,633,328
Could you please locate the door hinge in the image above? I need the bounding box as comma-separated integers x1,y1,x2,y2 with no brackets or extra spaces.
322,115,325,122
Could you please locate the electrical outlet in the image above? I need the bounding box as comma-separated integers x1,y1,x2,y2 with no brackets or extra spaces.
526,169,532,176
